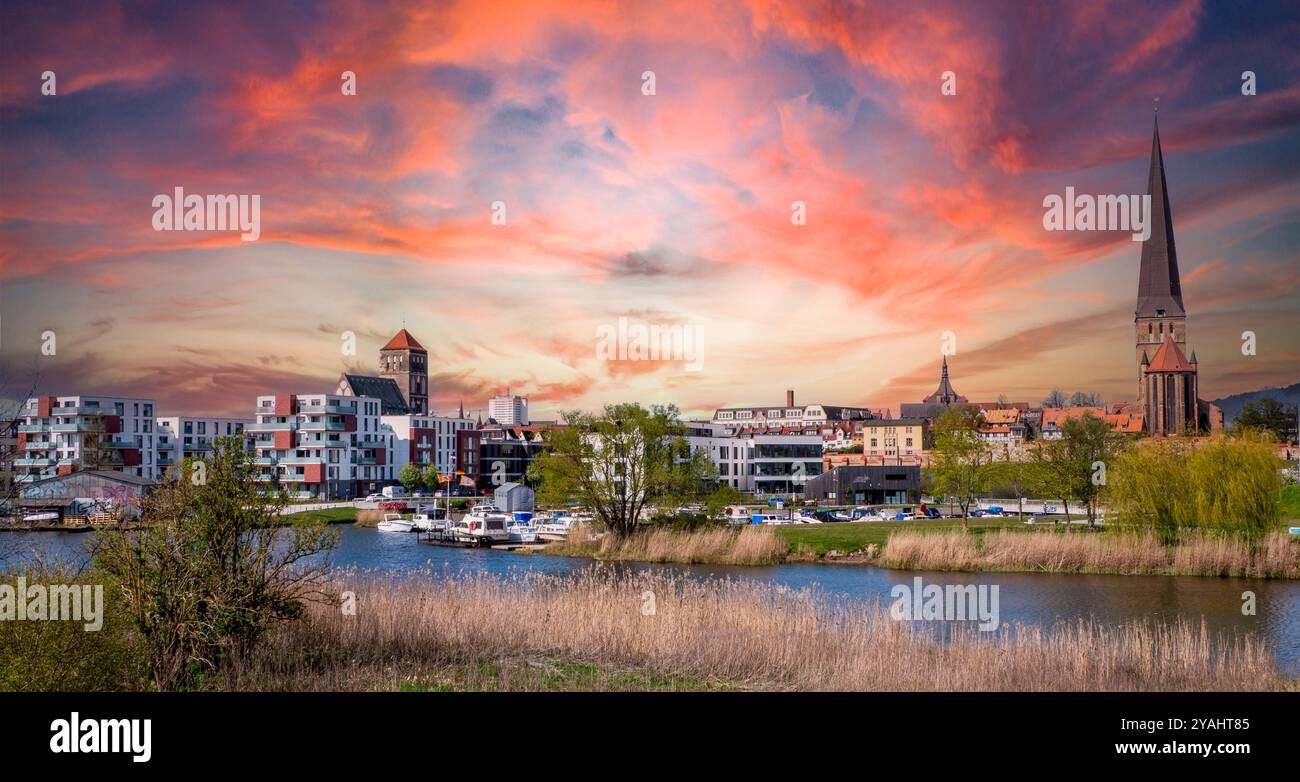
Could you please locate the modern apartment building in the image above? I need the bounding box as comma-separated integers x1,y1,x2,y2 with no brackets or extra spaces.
747,432,825,495
249,393,395,499
683,421,751,491
488,393,530,426
156,416,252,471
382,412,476,475
15,395,159,483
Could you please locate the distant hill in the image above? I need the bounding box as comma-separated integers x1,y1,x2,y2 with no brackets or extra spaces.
1209,382,1300,424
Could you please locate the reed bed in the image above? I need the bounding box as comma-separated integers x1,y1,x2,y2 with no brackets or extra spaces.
554,524,786,566
881,528,1300,577
246,568,1286,692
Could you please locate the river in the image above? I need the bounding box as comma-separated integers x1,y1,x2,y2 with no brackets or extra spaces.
4,525,1298,673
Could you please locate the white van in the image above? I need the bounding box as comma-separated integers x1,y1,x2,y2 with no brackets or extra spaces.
381,486,408,499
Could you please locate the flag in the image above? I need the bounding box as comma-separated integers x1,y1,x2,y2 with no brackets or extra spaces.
460,476,475,487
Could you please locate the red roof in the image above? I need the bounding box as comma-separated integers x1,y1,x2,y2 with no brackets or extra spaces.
381,329,427,352
1146,335,1194,373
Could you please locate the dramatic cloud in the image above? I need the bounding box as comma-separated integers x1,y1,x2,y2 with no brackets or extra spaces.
1,0,1297,416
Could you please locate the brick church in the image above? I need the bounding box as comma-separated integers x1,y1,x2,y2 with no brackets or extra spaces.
1131,117,1221,436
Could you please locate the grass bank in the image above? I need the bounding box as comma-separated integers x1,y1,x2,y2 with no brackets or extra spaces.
243,569,1288,691
278,507,359,524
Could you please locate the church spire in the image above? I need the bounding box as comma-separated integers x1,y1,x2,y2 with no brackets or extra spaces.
1135,115,1185,318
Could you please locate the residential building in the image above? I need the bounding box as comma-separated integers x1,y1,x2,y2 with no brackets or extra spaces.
684,421,751,491
249,393,395,499
383,411,476,475
156,416,252,471
712,390,874,428
488,393,530,426
16,395,158,483
862,418,930,464
457,424,558,491
748,432,824,495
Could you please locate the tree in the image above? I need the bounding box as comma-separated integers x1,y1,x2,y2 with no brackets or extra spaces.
928,407,992,529
704,483,744,518
1069,391,1101,407
1235,398,1298,444
420,464,441,492
1107,430,1282,544
1031,412,1123,528
398,463,423,493
1042,388,1068,408
529,403,712,537
985,458,1045,518
96,436,337,690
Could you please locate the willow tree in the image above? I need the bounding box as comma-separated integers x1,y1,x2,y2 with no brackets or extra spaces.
528,403,713,537
1107,431,1282,543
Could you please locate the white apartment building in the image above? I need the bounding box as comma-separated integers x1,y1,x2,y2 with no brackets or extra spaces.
16,395,159,482
683,422,825,495
684,422,752,491
249,393,396,499
156,416,252,472
382,413,476,475
488,393,529,426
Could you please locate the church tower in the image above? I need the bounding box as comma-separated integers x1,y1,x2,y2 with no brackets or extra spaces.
379,329,429,415
1134,116,1188,399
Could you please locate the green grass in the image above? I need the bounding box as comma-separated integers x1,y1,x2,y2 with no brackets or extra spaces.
387,655,734,692
1280,484,1300,522
279,507,359,524
775,517,1042,556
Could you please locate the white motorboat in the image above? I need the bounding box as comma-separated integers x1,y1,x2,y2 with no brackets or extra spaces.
535,513,577,541
791,511,823,524
449,506,510,544
506,523,538,543
411,511,445,532
376,513,414,532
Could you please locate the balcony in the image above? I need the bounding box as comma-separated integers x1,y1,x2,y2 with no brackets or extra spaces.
298,420,346,431
298,405,356,415
23,440,55,449
52,406,108,415
18,425,49,433
247,422,297,432
298,438,347,448
254,457,324,466
51,422,99,433
14,458,56,467
103,438,140,449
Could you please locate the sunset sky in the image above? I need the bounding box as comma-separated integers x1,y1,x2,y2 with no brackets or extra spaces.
1,0,1297,419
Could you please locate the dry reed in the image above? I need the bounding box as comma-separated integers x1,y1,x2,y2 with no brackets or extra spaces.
246,568,1287,692
557,524,786,566
880,528,1300,577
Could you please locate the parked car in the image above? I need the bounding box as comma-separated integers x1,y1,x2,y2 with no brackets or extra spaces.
364,493,384,503
920,507,942,519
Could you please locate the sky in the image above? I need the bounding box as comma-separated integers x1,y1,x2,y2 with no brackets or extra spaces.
1,0,1297,420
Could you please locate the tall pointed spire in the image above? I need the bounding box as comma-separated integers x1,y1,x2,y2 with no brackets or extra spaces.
1135,115,1185,318
922,355,967,405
